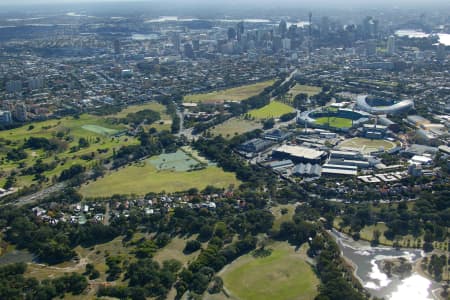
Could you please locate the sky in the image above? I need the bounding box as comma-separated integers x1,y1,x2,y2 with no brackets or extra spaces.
0,0,448,5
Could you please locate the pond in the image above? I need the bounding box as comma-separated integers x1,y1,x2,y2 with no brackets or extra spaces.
330,229,440,300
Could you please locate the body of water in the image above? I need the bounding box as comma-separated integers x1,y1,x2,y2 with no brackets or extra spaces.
145,16,199,23
330,230,439,300
395,29,450,46
131,33,160,41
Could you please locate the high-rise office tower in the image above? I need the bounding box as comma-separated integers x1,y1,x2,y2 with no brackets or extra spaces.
387,35,396,55
279,20,287,38
236,21,244,42
227,27,236,40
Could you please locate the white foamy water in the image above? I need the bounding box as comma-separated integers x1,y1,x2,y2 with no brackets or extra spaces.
388,274,433,300
330,230,435,299
365,259,392,289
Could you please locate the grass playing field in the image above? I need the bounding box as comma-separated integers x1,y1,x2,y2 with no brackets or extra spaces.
148,150,210,172
315,116,353,128
249,101,294,120
183,80,275,103
338,138,397,154
221,242,319,300
79,154,240,197
288,84,322,98
210,118,262,138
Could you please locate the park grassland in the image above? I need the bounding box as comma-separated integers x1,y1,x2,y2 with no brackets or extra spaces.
221,242,319,300
111,102,168,118
183,80,275,103
0,114,137,188
249,101,294,120
289,84,322,97
79,163,240,197
211,117,262,138
111,102,172,131
315,116,353,128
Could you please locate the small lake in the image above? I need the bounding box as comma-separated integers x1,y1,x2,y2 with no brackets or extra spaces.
330,230,439,300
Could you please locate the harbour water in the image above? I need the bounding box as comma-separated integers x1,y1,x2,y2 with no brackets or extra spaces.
330,230,440,300
395,29,450,46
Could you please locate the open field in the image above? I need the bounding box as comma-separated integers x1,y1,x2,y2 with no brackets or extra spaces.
271,204,296,231
153,236,201,267
25,236,133,282
0,114,124,142
111,102,167,118
81,124,119,136
183,80,275,103
249,101,294,120
0,114,136,188
111,102,172,131
315,116,353,128
288,84,322,98
210,118,262,138
339,138,397,154
221,242,319,300
79,153,239,197
148,150,207,172
333,217,431,249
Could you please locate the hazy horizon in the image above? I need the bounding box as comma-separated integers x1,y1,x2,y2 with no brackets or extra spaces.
0,0,449,8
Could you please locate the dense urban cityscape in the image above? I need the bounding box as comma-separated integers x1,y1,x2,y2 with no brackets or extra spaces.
0,1,449,300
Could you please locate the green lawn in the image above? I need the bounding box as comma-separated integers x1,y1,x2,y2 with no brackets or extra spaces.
288,84,322,98
153,236,201,267
315,116,353,128
111,102,172,131
111,102,167,118
0,114,136,189
271,204,296,231
221,242,319,300
79,161,240,197
210,118,262,138
249,101,294,120
184,80,275,103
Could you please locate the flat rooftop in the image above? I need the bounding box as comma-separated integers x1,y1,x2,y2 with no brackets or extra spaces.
274,145,326,160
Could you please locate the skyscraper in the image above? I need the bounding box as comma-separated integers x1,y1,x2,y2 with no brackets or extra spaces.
387,35,396,55
279,20,287,38
227,27,236,41
236,21,244,42
113,39,121,54
183,43,195,59
436,43,446,61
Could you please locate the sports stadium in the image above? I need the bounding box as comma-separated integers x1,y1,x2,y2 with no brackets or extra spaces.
356,95,414,115
297,107,371,131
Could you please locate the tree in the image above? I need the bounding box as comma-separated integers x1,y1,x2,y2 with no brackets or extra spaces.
78,137,90,148
184,240,202,254
263,118,275,129
3,175,16,189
